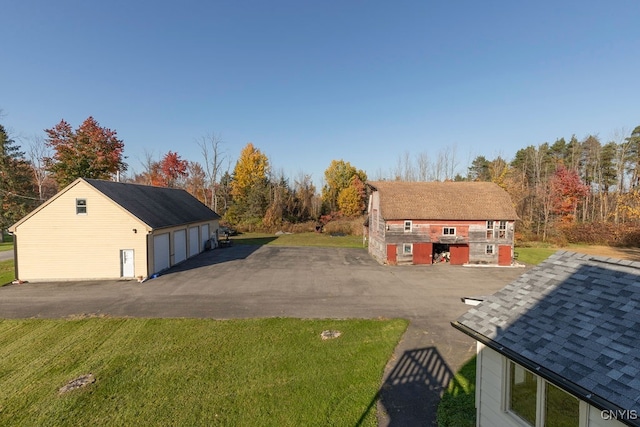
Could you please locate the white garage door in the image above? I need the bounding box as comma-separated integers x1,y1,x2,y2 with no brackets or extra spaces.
153,233,170,274
174,230,187,264
201,224,210,250
188,227,199,257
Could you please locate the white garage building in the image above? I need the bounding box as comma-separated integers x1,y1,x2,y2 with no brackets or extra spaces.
9,178,221,282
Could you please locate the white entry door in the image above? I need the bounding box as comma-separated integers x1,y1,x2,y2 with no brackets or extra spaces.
121,249,134,277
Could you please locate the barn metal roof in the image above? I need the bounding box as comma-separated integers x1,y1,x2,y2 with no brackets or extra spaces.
368,181,518,220
453,251,640,422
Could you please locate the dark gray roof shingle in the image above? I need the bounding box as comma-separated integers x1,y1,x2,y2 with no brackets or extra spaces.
85,179,220,229
456,251,640,416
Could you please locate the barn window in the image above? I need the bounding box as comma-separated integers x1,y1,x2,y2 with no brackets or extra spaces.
486,221,494,239
443,227,455,235
486,245,494,255
499,221,507,238
403,243,412,254
76,199,87,215
404,221,412,232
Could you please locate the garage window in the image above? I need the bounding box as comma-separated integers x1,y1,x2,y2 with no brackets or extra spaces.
76,198,87,215
403,243,412,254
443,227,455,235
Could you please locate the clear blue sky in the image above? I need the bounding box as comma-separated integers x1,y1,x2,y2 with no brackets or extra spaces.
2,1,639,186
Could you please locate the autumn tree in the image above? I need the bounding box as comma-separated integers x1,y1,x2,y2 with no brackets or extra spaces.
550,165,589,223
184,161,207,203
158,151,188,188
26,134,56,201
44,117,126,187
0,124,38,231
228,143,270,224
197,132,226,211
337,175,367,217
322,160,367,213
293,173,318,221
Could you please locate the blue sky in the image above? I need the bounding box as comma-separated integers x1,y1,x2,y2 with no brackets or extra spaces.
2,1,639,187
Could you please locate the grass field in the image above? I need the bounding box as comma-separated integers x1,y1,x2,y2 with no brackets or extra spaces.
0,241,13,252
0,260,14,286
436,356,476,427
0,317,407,427
232,232,366,248
515,247,557,265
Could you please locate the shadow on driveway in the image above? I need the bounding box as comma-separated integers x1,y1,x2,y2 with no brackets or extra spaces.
357,346,453,427
159,243,269,277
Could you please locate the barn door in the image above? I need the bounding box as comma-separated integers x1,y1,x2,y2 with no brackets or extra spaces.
413,243,433,265
498,245,511,266
120,249,134,278
387,244,397,265
450,244,469,265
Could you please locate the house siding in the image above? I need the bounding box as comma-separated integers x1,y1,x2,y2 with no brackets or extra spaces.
476,346,627,427
12,181,148,281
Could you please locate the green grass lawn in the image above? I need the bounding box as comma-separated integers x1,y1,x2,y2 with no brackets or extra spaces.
0,317,407,427
0,260,14,286
515,247,557,265
436,356,477,427
232,232,366,248
0,241,13,252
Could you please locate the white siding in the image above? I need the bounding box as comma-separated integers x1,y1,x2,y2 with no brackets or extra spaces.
174,229,187,264
11,180,148,281
587,406,627,427
476,346,629,427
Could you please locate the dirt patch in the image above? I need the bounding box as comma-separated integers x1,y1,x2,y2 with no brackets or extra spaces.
561,246,640,261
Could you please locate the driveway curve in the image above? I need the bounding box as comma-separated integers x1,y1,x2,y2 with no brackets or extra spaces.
0,245,525,426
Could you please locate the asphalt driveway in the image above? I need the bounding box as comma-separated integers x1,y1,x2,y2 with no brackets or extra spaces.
0,244,525,426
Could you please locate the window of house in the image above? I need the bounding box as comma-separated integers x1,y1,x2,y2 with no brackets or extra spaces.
486,245,494,255
443,227,455,235
486,221,494,239
499,221,507,238
76,198,87,215
403,243,412,255
404,221,412,232
507,360,579,427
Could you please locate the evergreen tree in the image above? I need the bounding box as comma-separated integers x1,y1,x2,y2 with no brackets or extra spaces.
0,125,38,230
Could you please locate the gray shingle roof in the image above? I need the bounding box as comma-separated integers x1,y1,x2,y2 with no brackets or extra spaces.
368,181,518,220
455,251,640,418
85,179,220,229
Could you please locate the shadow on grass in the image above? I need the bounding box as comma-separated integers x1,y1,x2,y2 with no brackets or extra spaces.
436,355,476,427
357,347,454,427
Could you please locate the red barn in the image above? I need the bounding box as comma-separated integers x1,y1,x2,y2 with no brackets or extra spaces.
366,181,519,266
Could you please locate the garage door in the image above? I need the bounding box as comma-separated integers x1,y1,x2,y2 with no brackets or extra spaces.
174,230,187,264
153,233,170,273
188,226,199,257
201,224,210,250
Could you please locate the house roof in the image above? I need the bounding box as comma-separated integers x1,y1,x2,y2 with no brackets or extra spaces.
453,251,640,422
367,181,518,220
84,179,220,229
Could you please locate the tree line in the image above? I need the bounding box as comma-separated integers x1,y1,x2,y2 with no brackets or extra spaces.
2,113,639,243
0,116,369,232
